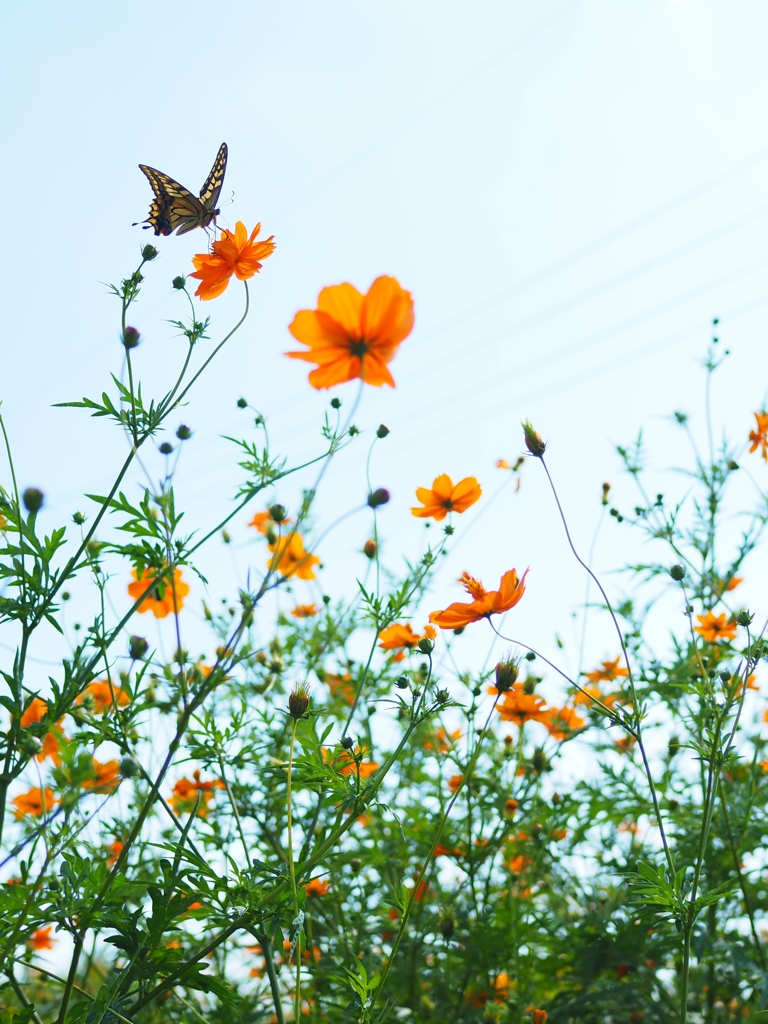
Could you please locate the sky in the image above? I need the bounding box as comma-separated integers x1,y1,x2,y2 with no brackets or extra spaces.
3,0,768,696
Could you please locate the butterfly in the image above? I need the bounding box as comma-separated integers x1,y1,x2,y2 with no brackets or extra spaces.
134,143,228,236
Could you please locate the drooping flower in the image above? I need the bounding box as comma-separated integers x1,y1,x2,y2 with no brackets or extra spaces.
544,706,586,741
82,758,121,793
748,411,768,461
169,770,225,817
76,680,130,713
304,878,331,897
411,475,481,521
29,926,55,951
190,221,276,300
286,276,414,389
496,686,549,727
267,533,320,580
429,569,528,630
694,611,738,643
291,603,318,618
12,787,58,819
584,658,628,683
128,566,190,619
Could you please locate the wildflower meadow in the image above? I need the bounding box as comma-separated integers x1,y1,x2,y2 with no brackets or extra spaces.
3,156,768,1024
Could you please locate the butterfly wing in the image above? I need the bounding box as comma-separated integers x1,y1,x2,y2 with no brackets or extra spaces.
198,142,228,211
135,143,227,236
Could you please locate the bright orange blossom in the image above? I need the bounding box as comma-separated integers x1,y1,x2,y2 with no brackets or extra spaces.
429,569,528,630
286,276,414,390
749,411,768,461
190,221,275,300
128,566,190,619
268,533,320,580
694,611,738,643
411,475,481,521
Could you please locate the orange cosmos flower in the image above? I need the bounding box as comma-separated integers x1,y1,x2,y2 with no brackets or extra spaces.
82,759,121,793
324,672,356,705
496,686,549,727
544,706,586,741
18,698,65,765
411,475,482,521
694,611,738,643
584,658,628,683
749,411,768,461
286,276,414,390
508,854,532,874
429,569,528,630
291,603,318,618
190,221,276,301
12,787,58,819
424,727,461,753
378,622,434,658
304,878,331,897
573,684,618,708
447,774,464,793
20,697,48,728
169,770,225,817
249,509,293,534
76,680,130,713
29,926,55,951
268,533,320,580
106,840,124,867
128,566,190,619
324,746,379,777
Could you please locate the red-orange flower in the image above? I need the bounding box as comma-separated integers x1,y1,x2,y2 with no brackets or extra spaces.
496,686,549,727
447,774,464,793
291,603,318,618
324,746,379,778
76,680,130,713
286,276,414,390
106,840,124,867
324,672,356,705
694,611,738,643
411,475,482,521
304,878,331,897
544,706,586,741
20,697,48,728
584,658,628,683
429,569,528,631
749,411,768,460
268,533,320,580
82,759,121,793
128,566,190,619
12,787,58,819
29,926,55,951
190,221,276,300
18,698,65,764
169,770,225,817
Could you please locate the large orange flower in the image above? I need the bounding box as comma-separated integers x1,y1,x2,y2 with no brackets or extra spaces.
128,566,190,619
29,926,55,951
411,475,482,521
82,759,121,793
19,698,65,764
12,787,58,819
496,686,549,727
694,611,737,643
76,680,130,713
544,706,586,741
429,569,528,630
378,622,435,659
268,533,320,580
286,276,414,390
190,221,276,301
323,746,379,778
169,770,225,817
749,411,768,461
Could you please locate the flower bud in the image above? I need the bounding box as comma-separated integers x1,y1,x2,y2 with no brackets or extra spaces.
348,425,359,436
349,858,362,873
176,425,192,440
23,488,44,514
129,635,149,660
368,488,390,509
736,609,754,627
141,244,159,261
73,512,85,525
395,675,409,690
341,735,355,750
330,397,341,409
377,424,390,438
122,327,141,350
237,397,248,409
269,504,287,523
531,748,550,773
288,682,311,719
668,564,686,581
494,660,519,693
172,276,186,290
119,755,140,778
438,911,456,939
531,1011,548,1024
727,459,739,471
521,420,546,458
418,636,434,654
503,798,519,818
363,539,377,559
601,482,611,506
435,688,450,703
159,442,173,455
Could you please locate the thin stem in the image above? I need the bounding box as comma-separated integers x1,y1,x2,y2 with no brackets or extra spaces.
287,717,302,1022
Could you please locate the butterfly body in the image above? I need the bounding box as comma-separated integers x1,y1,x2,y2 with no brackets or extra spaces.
135,143,228,236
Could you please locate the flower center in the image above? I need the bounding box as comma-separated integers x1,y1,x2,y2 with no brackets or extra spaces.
350,339,369,357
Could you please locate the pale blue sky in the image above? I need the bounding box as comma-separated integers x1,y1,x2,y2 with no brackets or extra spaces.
3,0,768,684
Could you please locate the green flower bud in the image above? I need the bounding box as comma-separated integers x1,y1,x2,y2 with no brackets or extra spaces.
23,488,44,514
141,244,159,261
368,488,390,509
669,564,686,581
377,424,390,438
172,276,186,290
122,327,140,350
176,425,192,440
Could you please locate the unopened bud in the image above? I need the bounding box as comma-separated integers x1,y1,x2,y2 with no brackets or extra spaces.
438,912,456,939
237,397,248,409
269,504,287,523
341,735,354,750
521,420,546,458
377,424,390,438
119,755,140,778
601,482,611,505
349,858,362,873
288,682,311,719
141,244,158,261
23,488,44,514
330,397,341,409
363,539,377,559
172,276,186,290
368,488,390,509
176,425,192,440
122,327,141,350
736,609,754,627
129,635,148,660
418,636,434,654
73,512,85,525
669,564,686,581
504,798,519,818
395,675,409,690
159,442,173,455
494,660,519,693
